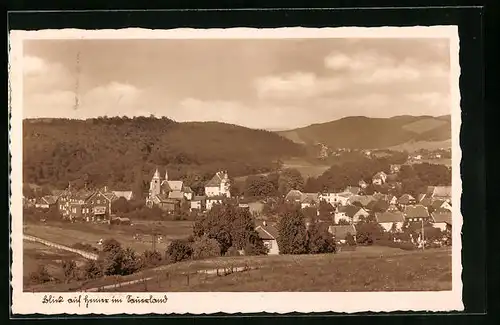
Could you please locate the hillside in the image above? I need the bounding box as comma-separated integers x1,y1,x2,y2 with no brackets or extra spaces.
277,115,451,150
23,117,306,194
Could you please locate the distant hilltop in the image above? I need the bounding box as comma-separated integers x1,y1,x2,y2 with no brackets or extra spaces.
276,115,451,151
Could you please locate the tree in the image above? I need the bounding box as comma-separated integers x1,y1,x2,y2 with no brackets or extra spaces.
165,239,193,263
244,175,275,198
307,222,336,254
62,260,78,283
318,200,335,221
191,235,221,260
82,260,102,280
278,168,305,196
99,238,141,276
111,197,131,214
355,218,385,245
345,232,356,246
30,265,51,284
277,204,308,254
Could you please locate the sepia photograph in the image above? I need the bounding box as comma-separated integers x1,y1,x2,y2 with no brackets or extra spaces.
9,26,462,314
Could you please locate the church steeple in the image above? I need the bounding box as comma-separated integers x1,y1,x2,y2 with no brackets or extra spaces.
153,168,160,179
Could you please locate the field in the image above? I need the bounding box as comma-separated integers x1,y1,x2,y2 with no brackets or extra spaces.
30,246,452,292
234,158,330,183
386,139,452,152
23,240,87,290
23,220,194,254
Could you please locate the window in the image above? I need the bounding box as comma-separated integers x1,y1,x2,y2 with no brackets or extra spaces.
97,199,100,204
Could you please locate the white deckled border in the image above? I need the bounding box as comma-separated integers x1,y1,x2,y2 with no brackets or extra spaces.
9,26,463,315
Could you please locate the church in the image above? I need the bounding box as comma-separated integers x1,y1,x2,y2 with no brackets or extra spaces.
146,168,193,211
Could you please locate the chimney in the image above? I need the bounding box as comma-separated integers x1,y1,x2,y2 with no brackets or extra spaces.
104,186,108,192
263,221,267,227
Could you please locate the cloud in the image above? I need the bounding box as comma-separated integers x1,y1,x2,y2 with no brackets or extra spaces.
23,55,74,94
254,72,341,100
324,51,447,85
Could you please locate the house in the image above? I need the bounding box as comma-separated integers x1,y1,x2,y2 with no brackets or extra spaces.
328,225,357,244
59,189,114,222
285,189,304,203
112,191,134,201
255,221,280,255
372,171,388,185
284,190,319,209
35,195,58,209
206,195,226,210
152,194,179,213
427,186,452,201
404,204,430,222
390,164,401,174
375,210,405,232
431,209,452,231
205,170,231,198
431,199,452,212
398,194,416,206
319,191,351,206
182,186,194,200
300,193,319,209
335,205,369,224
190,196,206,211
348,195,376,208
247,201,265,216
85,191,116,222
345,186,361,195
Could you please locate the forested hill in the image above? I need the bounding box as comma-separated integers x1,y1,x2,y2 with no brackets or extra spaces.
277,115,451,149
23,117,306,194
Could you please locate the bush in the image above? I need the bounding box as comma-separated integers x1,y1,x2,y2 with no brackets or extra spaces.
225,246,241,257
307,223,336,254
99,238,142,276
72,242,99,254
82,260,102,280
61,260,78,283
29,265,51,284
141,250,163,268
165,239,193,263
346,232,357,246
192,235,222,260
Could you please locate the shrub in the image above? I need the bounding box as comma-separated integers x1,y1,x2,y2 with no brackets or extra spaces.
307,223,336,254
277,204,308,255
141,250,163,268
72,242,99,254
192,235,221,260
29,265,51,284
82,260,102,280
165,239,193,263
376,239,416,251
61,260,78,283
99,238,142,276
225,246,241,257
346,232,357,246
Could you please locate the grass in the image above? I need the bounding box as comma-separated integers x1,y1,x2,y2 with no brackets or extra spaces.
30,246,452,292
23,240,86,290
23,220,193,254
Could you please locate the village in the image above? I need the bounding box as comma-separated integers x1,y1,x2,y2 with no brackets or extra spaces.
23,159,453,256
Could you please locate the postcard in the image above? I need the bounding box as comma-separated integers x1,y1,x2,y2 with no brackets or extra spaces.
9,26,463,314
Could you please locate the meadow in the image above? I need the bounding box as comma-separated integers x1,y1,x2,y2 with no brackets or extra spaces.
28,246,452,292
23,220,194,254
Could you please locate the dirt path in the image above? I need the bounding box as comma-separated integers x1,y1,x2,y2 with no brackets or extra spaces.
23,234,99,260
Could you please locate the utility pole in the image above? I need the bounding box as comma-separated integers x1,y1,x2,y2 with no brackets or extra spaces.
421,218,425,251
152,233,157,252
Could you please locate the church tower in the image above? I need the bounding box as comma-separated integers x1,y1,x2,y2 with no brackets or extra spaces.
149,168,162,199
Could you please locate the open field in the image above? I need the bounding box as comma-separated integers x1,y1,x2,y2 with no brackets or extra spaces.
386,139,451,152
23,220,193,254
28,246,452,292
234,158,330,183
23,240,87,289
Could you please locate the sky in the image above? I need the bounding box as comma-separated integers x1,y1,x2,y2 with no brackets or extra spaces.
23,38,451,130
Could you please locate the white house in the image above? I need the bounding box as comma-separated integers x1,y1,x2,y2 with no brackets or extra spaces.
205,171,231,198
374,210,405,232
335,205,369,224
206,196,225,210
319,191,352,206
372,171,388,185
431,210,452,231
256,222,280,255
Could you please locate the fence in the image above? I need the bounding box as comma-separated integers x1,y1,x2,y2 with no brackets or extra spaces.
24,234,99,260
83,264,256,292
